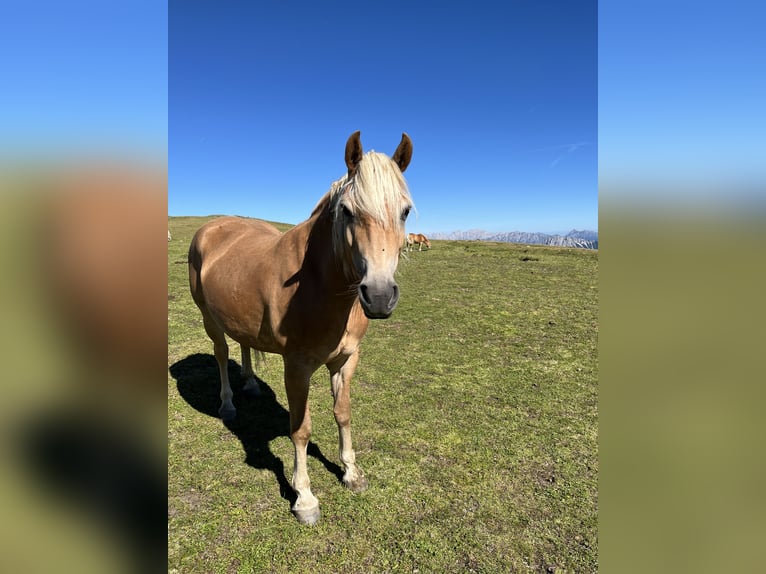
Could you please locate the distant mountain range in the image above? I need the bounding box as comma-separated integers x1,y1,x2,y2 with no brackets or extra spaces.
427,229,598,249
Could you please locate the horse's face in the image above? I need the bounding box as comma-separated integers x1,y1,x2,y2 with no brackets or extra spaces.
338,131,413,319
339,201,411,319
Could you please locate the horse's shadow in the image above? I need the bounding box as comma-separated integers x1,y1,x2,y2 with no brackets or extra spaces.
169,353,343,507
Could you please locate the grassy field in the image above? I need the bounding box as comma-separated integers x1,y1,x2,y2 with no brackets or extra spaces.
168,216,598,573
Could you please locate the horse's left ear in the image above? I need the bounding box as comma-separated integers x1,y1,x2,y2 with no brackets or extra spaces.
392,132,413,173
345,131,363,177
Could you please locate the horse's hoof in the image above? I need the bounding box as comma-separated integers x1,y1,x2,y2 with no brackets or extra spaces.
219,405,236,422
344,473,369,494
292,505,320,526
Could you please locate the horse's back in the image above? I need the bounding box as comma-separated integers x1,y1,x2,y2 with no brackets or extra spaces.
189,216,281,305
192,215,281,260
191,215,279,252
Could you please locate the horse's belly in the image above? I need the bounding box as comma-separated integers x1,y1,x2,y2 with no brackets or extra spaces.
199,243,289,353
213,302,286,355
239,322,286,355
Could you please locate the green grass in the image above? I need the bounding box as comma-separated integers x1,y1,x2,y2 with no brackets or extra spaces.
168,216,598,573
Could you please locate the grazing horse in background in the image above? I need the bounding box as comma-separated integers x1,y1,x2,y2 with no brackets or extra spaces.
407,232,431,251
188,131,413,525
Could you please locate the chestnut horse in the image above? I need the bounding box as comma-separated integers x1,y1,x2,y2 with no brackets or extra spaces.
406,232,431,251
188,131,413,525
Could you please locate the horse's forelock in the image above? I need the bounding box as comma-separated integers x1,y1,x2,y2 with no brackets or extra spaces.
331,151,412,227
325,151,413,276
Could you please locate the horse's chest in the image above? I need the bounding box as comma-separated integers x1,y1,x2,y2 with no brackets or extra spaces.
329,310,368,360
333,327,362,359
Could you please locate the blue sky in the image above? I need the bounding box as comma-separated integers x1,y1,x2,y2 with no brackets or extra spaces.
0,1,167,159
599,1,765,199
3,3,762,231
169,1,597,234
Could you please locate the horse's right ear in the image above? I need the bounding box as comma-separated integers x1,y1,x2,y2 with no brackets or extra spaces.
345,131,363,177
392,132,413,173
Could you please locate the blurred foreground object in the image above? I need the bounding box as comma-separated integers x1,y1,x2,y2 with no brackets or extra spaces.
0,162,167,573
599,192,766,574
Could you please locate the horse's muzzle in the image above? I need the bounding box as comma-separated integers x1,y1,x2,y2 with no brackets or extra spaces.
358,281,399,319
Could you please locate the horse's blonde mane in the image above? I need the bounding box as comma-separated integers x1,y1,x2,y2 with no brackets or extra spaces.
310,151,413,267
329,150,412,225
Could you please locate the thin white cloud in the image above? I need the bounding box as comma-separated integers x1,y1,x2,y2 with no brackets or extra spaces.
534,141,589,168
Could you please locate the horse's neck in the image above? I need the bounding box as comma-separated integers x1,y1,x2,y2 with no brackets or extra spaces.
290,202,354,301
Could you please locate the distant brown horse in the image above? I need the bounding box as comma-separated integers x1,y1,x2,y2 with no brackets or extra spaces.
188,131,413,525
406,232,431,251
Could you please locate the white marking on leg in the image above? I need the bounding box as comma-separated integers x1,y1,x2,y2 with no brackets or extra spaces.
215,341,235,419
329,353,367,492
285,359,320,523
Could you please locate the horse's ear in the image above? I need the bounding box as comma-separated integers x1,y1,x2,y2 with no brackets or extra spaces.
392,132,413,173
345,131,363,176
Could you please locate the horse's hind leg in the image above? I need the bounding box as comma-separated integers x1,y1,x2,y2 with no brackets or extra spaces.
202,316,236,421
240,346,261,396
328,351,368,493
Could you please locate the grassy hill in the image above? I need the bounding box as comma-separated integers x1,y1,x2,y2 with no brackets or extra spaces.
168,215,598,573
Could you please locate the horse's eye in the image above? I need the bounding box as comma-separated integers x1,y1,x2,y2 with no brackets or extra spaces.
401,207,411,222
341,204,354,219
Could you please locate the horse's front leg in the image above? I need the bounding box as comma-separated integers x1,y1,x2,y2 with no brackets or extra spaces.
283,357,320,525
328,351,368,493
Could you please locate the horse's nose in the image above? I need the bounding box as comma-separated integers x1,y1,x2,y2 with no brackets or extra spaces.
359,281,399,319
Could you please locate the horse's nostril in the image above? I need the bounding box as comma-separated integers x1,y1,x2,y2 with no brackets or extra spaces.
389,284,400,307
359,284,370,304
